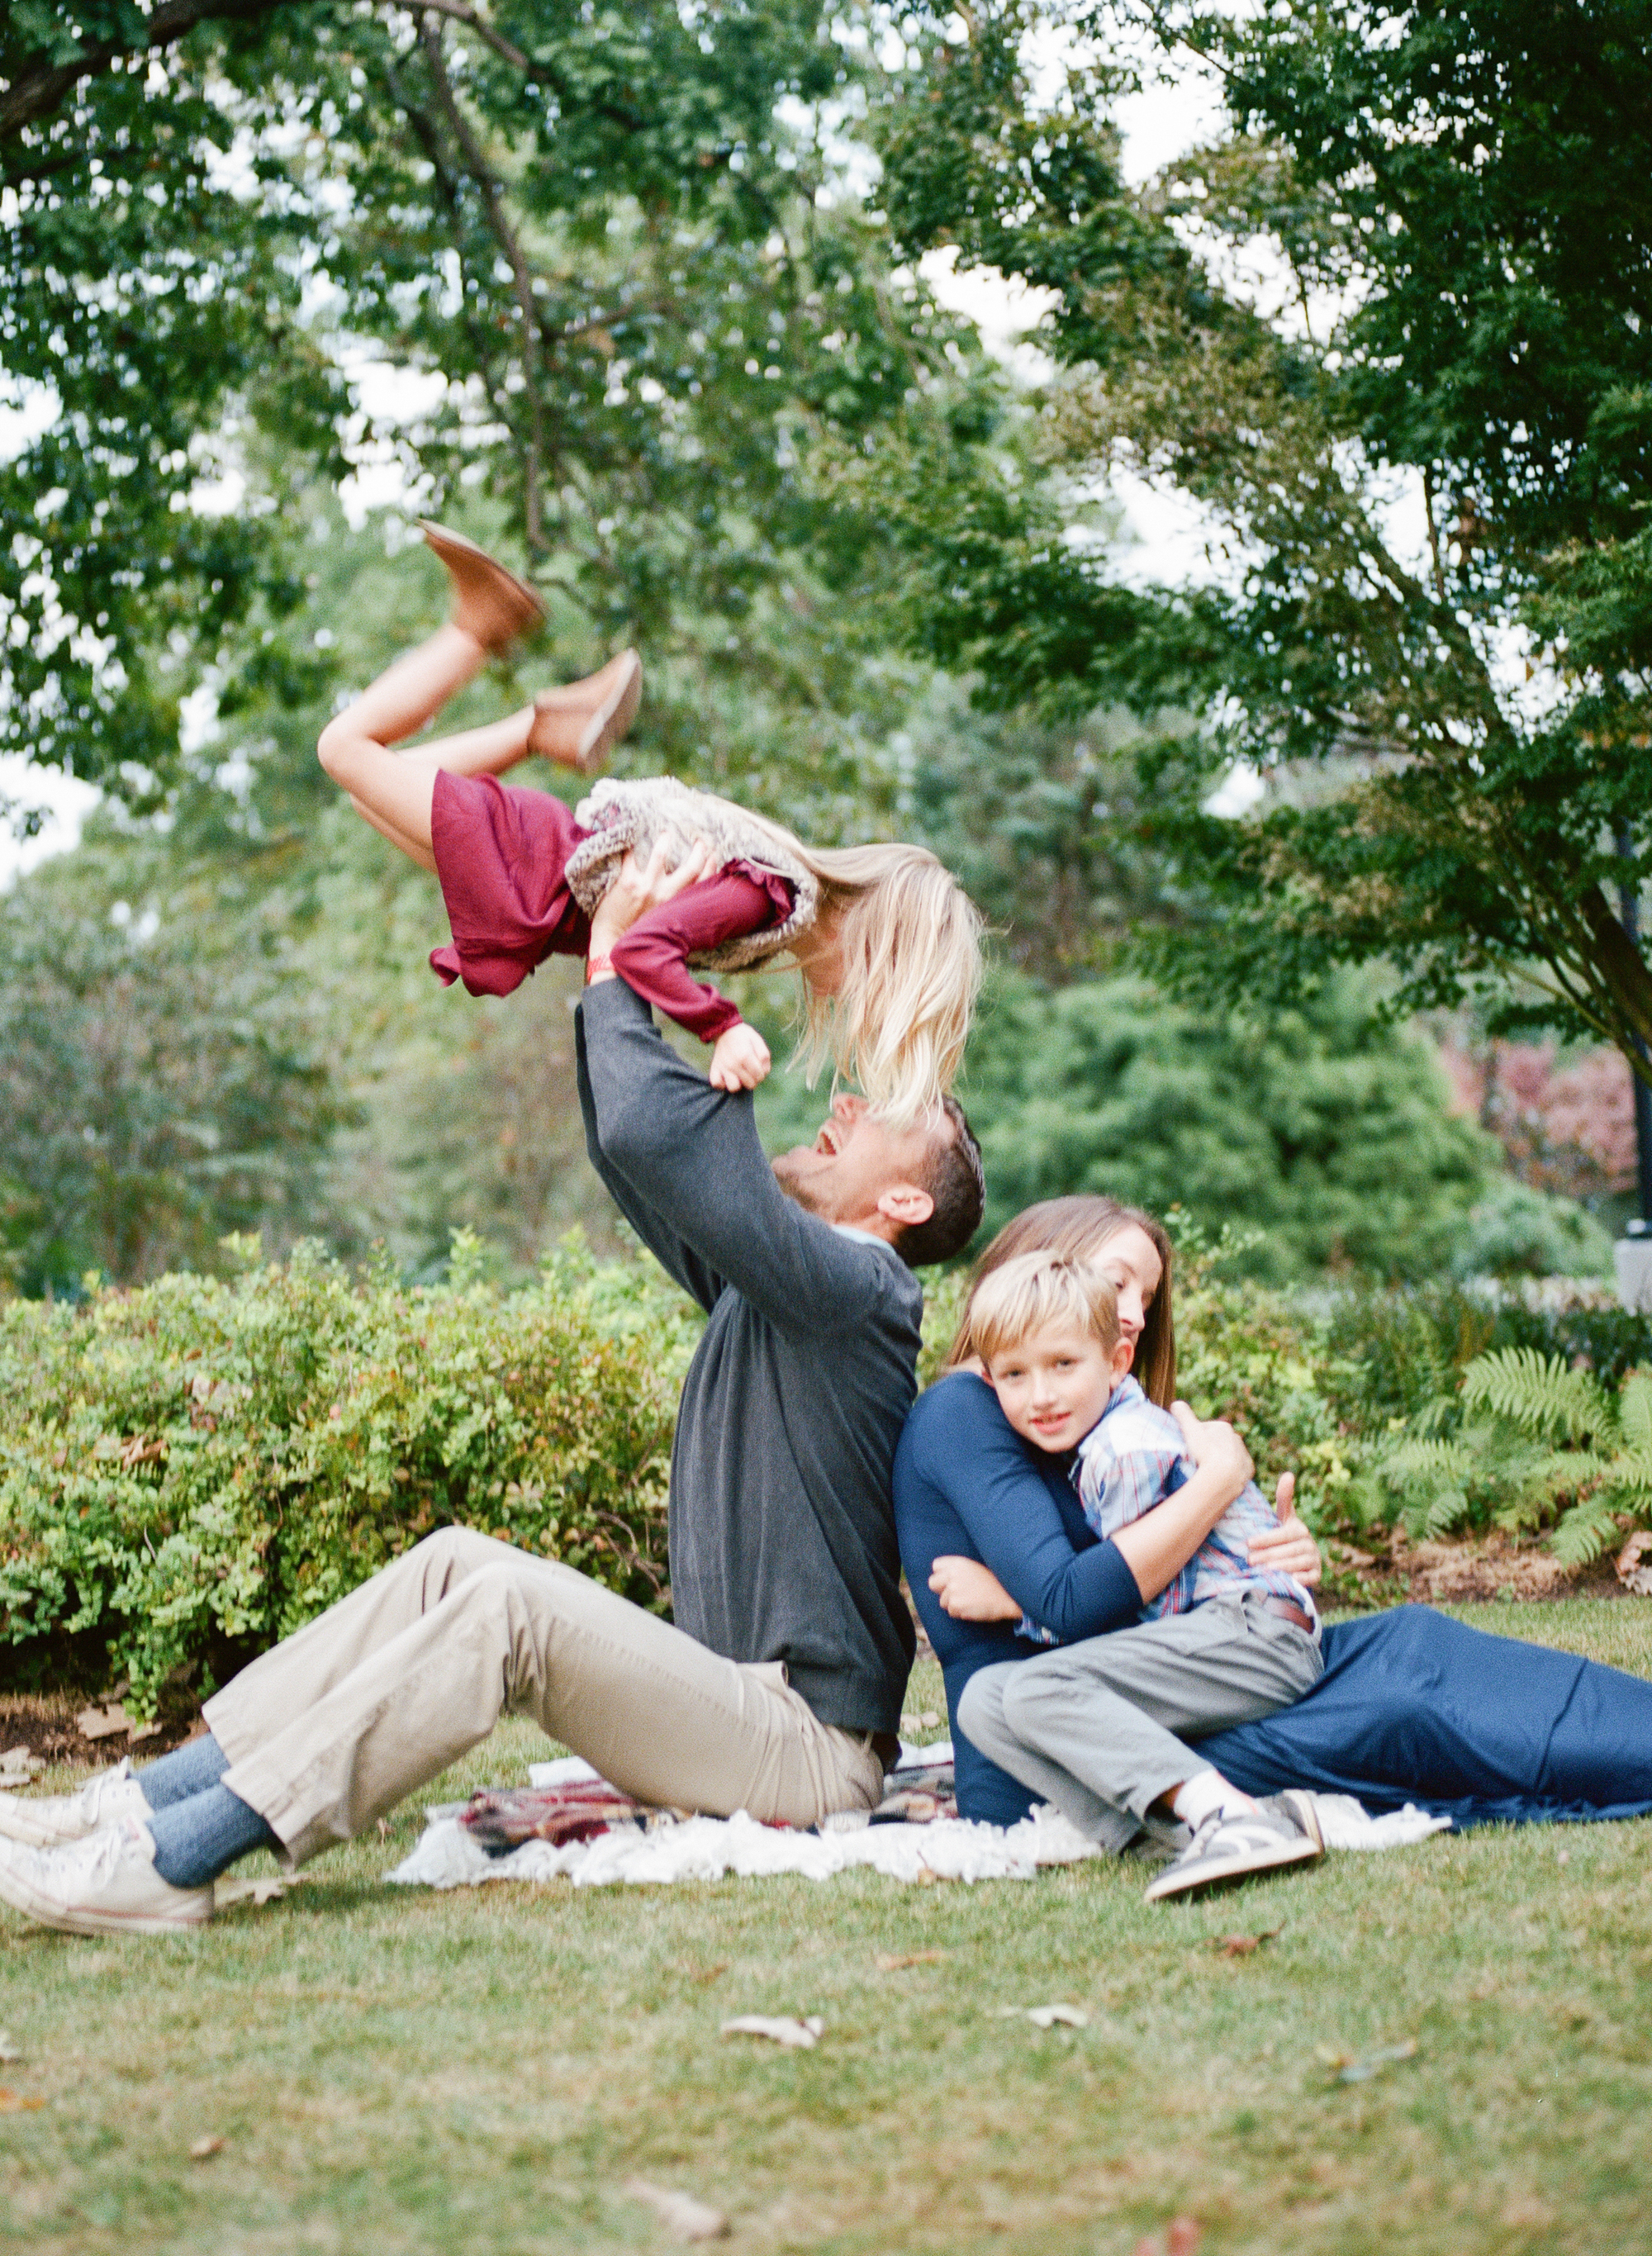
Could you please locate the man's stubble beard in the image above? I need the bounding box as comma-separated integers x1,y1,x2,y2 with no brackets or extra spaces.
771,1152,828,1218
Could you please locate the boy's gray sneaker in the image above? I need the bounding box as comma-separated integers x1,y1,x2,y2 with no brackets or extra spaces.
0,1756,150,1850
1260,1788,1325,1854
1143,1794,1323,1904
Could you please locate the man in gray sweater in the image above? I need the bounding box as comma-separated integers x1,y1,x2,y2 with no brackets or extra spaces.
0,924,985,1934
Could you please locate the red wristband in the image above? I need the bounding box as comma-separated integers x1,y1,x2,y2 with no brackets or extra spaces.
585,953,615,983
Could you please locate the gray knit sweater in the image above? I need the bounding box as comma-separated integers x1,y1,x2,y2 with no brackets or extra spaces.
575,978,919,1734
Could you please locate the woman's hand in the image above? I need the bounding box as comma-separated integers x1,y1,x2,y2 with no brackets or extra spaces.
587,834,714,964
928,1555,1023,1623
1170,1401,1254,1491
1249,1470,1323,1587
709,1022,771,1091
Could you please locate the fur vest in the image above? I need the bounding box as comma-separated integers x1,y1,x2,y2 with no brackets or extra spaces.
566,777,820,973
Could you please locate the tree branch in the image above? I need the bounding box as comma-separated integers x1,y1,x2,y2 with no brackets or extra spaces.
1422,464,1447,606
418,17,550,549
1,0,289,141
401,1,528,74
373,45,508,433
2,0,527,145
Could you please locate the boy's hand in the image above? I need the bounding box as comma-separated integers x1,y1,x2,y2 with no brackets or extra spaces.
1247,1472,1323,1586
928,1555,1022,1623
709,1022,771,1091
1170,1402,1254,1492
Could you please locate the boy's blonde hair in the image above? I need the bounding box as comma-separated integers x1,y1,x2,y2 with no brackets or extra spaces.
969,1252,1121,1371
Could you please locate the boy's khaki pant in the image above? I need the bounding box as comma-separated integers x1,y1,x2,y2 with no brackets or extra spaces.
204,1527,887,1866
957,1591,1322,1854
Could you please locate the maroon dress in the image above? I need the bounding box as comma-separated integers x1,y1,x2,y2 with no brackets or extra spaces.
428,772,793,1043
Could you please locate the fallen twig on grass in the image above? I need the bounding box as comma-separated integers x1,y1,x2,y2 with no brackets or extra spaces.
720,2015,824,2050
1321,2037,1418,2084
624,2179,729,2242
1209,1925,1284,1958
213,1875,287,1909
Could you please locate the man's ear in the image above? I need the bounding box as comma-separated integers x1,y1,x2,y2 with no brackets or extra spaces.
875,1182,936,1230
1112,1335,1135,1380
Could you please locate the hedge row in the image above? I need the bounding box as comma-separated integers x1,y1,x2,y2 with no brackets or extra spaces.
6,1227,1642,1711
0,1239,685,1713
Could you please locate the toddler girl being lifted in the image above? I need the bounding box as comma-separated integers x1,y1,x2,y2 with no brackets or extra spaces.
319,525,982,1123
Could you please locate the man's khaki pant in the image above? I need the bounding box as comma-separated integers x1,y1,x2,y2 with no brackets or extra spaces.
204,1527,887,1866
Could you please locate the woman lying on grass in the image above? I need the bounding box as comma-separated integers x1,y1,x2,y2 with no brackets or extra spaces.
894,1195,1652,1899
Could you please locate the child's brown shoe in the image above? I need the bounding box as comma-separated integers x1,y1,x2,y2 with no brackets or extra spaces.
527,648,642,775
419,520,546,653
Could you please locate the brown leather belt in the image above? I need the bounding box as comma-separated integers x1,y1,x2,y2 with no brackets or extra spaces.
1262,1595,1317,1636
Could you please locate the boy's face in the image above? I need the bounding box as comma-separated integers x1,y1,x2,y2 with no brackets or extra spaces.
985,1323,1132,1454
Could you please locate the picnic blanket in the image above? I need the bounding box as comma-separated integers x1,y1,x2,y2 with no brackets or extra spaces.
386,1742,1450,1892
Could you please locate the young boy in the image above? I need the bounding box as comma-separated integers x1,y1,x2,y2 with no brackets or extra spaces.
952,1251,1326,1902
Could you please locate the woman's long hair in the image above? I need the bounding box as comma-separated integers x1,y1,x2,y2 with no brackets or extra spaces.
946,1194,1177,1406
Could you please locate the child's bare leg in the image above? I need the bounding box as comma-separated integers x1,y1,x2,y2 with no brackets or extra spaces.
398,710,538,781
318,625,506,859
349,796,438,874
333,623,488,753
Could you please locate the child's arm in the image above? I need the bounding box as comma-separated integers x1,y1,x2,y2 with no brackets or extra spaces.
928,1401,1257,1635
605,867,790,1073
928,1554,1023,1622
1108,1410,1254,1596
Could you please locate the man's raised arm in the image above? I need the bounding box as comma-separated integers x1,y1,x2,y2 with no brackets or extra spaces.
577,978,888,1334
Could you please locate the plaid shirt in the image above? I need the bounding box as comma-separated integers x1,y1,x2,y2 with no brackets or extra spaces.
1042,1376,1314,1629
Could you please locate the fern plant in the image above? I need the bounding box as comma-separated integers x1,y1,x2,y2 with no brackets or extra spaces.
1365,1348,1652,1564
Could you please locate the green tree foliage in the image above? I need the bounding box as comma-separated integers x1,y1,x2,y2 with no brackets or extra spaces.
957,967,1522,1280
0,1238,684,1710
865,0,1652,1082
0,0,971,817
898,680,1183,981
0,829,352,1294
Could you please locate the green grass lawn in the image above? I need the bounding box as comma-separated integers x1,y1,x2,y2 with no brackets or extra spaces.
3,1601,1652,2256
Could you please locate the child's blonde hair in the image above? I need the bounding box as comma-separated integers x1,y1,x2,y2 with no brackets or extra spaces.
969,1252,1121,1372
686,799,985,1128
800,843,983,1130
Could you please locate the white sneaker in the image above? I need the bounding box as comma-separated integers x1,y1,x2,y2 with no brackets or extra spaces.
0,1755,151,1850
0,1816,213,1935
1143,1795,1323,1904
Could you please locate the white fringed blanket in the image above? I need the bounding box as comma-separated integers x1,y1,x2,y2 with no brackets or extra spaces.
386,1743,1450,1893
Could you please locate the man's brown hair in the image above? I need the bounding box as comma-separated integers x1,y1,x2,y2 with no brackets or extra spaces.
896,1095,985,1269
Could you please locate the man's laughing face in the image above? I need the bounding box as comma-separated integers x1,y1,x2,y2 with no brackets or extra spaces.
771,1094,941,1232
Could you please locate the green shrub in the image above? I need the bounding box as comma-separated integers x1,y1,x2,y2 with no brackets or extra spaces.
1169,1235,1356,1531
1355,1348,1652,1564
0,1239,683,1715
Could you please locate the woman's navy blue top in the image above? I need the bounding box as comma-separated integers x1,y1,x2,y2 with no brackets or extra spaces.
893,1371,1142,1823
895,1370,1652,1831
